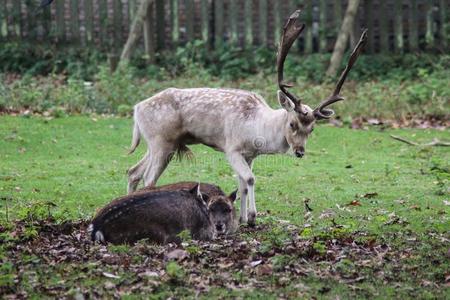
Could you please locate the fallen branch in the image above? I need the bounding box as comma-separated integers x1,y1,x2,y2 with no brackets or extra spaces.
390,135,450,147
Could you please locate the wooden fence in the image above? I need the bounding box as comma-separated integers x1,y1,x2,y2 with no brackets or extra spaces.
0,0,448,54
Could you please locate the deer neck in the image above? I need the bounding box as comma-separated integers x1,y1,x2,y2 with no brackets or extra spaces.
255,108,290,154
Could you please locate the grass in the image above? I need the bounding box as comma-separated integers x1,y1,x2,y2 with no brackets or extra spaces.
0,115,449,298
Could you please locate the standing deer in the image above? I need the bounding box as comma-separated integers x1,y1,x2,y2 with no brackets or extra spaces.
127,10,367,225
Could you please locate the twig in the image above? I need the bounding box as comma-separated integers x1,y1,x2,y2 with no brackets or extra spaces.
390,135,450,147
304,198,313,212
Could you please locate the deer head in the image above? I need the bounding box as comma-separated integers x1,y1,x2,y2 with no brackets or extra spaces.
277,10,367,158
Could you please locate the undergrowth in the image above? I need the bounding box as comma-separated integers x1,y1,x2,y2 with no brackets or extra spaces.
0,41,449,119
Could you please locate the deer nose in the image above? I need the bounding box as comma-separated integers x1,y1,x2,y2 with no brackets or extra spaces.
294,149,304,158
216,223,225,232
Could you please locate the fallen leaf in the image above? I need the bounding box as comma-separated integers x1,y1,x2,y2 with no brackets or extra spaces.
347,200,361,206
410,205,421,211
362,192,378,199
102,272,120,279
139,271,159,278
250,260,262,267
165,249,188,261
256,264,273,276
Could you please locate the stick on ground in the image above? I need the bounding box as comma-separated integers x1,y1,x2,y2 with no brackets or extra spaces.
390,135,450,147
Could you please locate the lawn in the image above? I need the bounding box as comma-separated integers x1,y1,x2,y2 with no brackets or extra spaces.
0,115,449,298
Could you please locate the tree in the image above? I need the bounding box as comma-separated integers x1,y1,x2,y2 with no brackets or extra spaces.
326,0,361,77
120,0,155,63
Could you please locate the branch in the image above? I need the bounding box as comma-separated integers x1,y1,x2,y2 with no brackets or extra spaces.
120,0,155,64
390,135,450,147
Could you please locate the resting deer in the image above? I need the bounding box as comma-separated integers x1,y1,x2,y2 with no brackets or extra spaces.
90,183,237,244
127,10,367,225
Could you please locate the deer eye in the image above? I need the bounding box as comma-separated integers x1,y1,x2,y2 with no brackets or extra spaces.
290,122,295,129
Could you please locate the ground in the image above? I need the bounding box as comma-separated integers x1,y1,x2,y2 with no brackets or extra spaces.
0,115,449,298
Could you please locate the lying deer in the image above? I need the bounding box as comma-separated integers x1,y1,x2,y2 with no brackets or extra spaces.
127,10,367,225
89,182,237,244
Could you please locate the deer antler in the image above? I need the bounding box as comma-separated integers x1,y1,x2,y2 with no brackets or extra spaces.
277,10,305,114
313,29,368,119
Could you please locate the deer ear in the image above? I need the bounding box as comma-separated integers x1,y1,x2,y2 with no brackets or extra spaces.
278,90,295,112
190,183,207,204
228,189,238,203
314,108,335,120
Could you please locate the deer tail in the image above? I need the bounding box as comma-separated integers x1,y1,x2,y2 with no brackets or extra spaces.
128,109,141,154
87,223,105,243
176,145,194,161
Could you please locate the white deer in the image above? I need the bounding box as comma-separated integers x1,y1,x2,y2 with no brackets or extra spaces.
127,11,367,225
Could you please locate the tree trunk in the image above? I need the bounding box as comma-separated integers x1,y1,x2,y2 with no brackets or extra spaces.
326,0,360,77
120,0,154,64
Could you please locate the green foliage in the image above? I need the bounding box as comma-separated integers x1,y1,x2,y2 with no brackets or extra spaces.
166,261,185,283
0,262,15,289
2,41,448,83
0,42,105,80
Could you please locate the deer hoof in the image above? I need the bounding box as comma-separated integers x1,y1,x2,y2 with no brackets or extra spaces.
247,212,256,227
239,216,248,224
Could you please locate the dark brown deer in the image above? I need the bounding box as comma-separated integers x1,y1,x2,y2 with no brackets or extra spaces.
89,183,237,244
126,10,367,226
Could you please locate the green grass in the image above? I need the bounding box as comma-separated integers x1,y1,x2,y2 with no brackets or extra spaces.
0,115,449,298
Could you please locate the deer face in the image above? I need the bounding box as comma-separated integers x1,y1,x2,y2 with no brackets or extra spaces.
275,10,367,158
278,91,315,158
206,190,237,235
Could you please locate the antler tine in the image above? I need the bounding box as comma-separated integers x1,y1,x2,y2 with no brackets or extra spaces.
277,10,305,112
314,29,368,119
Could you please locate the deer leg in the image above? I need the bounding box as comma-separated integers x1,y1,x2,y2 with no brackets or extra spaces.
245,158,256,226
237,176,248,224
127,150,150,194
142,142,175,187
227,152,255,225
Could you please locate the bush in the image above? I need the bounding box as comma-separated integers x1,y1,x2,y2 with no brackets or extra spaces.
2,40,447,82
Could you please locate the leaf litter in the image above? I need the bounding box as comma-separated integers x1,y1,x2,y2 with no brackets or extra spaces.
0,217,448,298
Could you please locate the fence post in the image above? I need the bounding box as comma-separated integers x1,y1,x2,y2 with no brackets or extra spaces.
70,0,80,42
1,0,8,39
229,0,238,46
244,0,253,48
185,0,194,42
319,0,327,52
259,0,268,46
85,0,94,43
113,0,123,49
55,0,65,41
171,0,179,45
439,0,448,50
156,0,165,49
273,1,281,48
214,0,224,48
12,0,22,38
379,1,389,52
425,1,435,50
26,0,38,39
304,0,313,54
394,0,404,53
200,0,209,44
409,0,419,51
363,0,374,53
99,0,108,48
143,1,155,62
335,0,343,29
